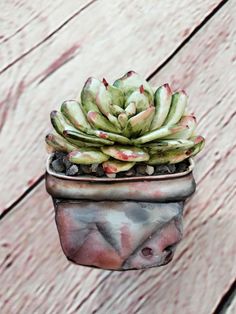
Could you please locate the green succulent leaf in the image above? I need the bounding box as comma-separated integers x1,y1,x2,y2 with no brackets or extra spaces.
132,116,185,144
113,71,154,103
45,133,77,152
67,137,102,148
148,150,189,165
188,135,205,156
87,111,121,133
80,77,101,113
110,104,124,116
104,79,125,108
125,102,136,118
148,136,205,165
68,149,109,165
61,100,92,132
163,90,187,126
145,139,195,152
64,129,114,145
96,81,113,116
150,84,172,130
93,130,131,145
118,112,128,129
50,110,77,136
102,160,135,174
125,106,155,137
101,145,149,162
125,87,150,113
48,71,205,173
164,115,196,139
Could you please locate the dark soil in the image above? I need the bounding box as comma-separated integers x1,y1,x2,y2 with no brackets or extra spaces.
50,152,190,177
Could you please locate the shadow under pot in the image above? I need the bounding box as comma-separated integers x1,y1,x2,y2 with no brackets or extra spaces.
46,155,196,271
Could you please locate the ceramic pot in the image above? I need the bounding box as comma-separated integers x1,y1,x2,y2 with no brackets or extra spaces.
46,155,196,270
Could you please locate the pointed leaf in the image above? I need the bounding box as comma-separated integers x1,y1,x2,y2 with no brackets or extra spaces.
113,71,154,103
125,89,150,113
188,136,205,156
50,110,77,136
106,82,125,108
148,150,189,165
164,115,196,139
45,133,77,152
150,84,172,130
125,107,155,137
132,124,185,145
125,102,136,117
148,136,205,165
96,82,113,116
164,90,187,126
61,100,91,132
118,112,128,129
110,104,124,116
106,113,122,131
80,77,101,113
87,111,121,133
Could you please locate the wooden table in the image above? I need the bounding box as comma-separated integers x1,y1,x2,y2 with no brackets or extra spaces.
0,1,235,313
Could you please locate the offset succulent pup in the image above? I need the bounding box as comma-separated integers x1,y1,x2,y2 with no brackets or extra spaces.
46,71,204,177
45,71,205,270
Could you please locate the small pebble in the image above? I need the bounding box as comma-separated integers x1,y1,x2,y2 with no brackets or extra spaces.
91,163,99,173
66,165,79,176
54,152,66,161
155,165,170,175
106,173,116,178
145,165,154,175
125,168,136,177
50,153,188,177
96,164,105,177
136,164,147,175
81,165,92,174
51,159,65,173
63,156,72,170
167,164,176,174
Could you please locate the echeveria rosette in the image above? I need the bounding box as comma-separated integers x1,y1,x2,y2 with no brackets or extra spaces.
46,71,205,174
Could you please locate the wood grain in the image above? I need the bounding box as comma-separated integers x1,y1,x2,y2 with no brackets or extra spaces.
0,0,97,73
0,0,223,212
0,1,235,313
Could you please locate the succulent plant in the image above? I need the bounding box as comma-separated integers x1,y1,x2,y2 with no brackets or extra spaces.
46,71,205,175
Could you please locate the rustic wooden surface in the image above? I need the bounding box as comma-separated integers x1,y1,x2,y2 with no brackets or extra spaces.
0,0,225,212
0,0,235,313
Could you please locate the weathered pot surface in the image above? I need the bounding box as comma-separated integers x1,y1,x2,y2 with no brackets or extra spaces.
46,155,196,270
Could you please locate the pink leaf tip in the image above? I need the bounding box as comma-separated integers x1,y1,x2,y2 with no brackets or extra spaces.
139,85,144,94
163,83,172,94
127,70,136,77
102,78,109,88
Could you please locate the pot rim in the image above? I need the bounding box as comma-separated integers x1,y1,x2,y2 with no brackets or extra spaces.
46,154,194,182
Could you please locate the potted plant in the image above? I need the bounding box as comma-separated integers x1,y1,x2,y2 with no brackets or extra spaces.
45,71,204,270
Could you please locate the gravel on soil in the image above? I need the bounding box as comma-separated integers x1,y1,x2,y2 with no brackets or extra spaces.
50,152,190,178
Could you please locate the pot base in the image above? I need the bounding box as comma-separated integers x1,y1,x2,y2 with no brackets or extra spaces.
55,199,183,270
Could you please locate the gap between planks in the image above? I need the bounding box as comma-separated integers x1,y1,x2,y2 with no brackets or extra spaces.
213,280,236,314
0,0,229,219
0,0,99,75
